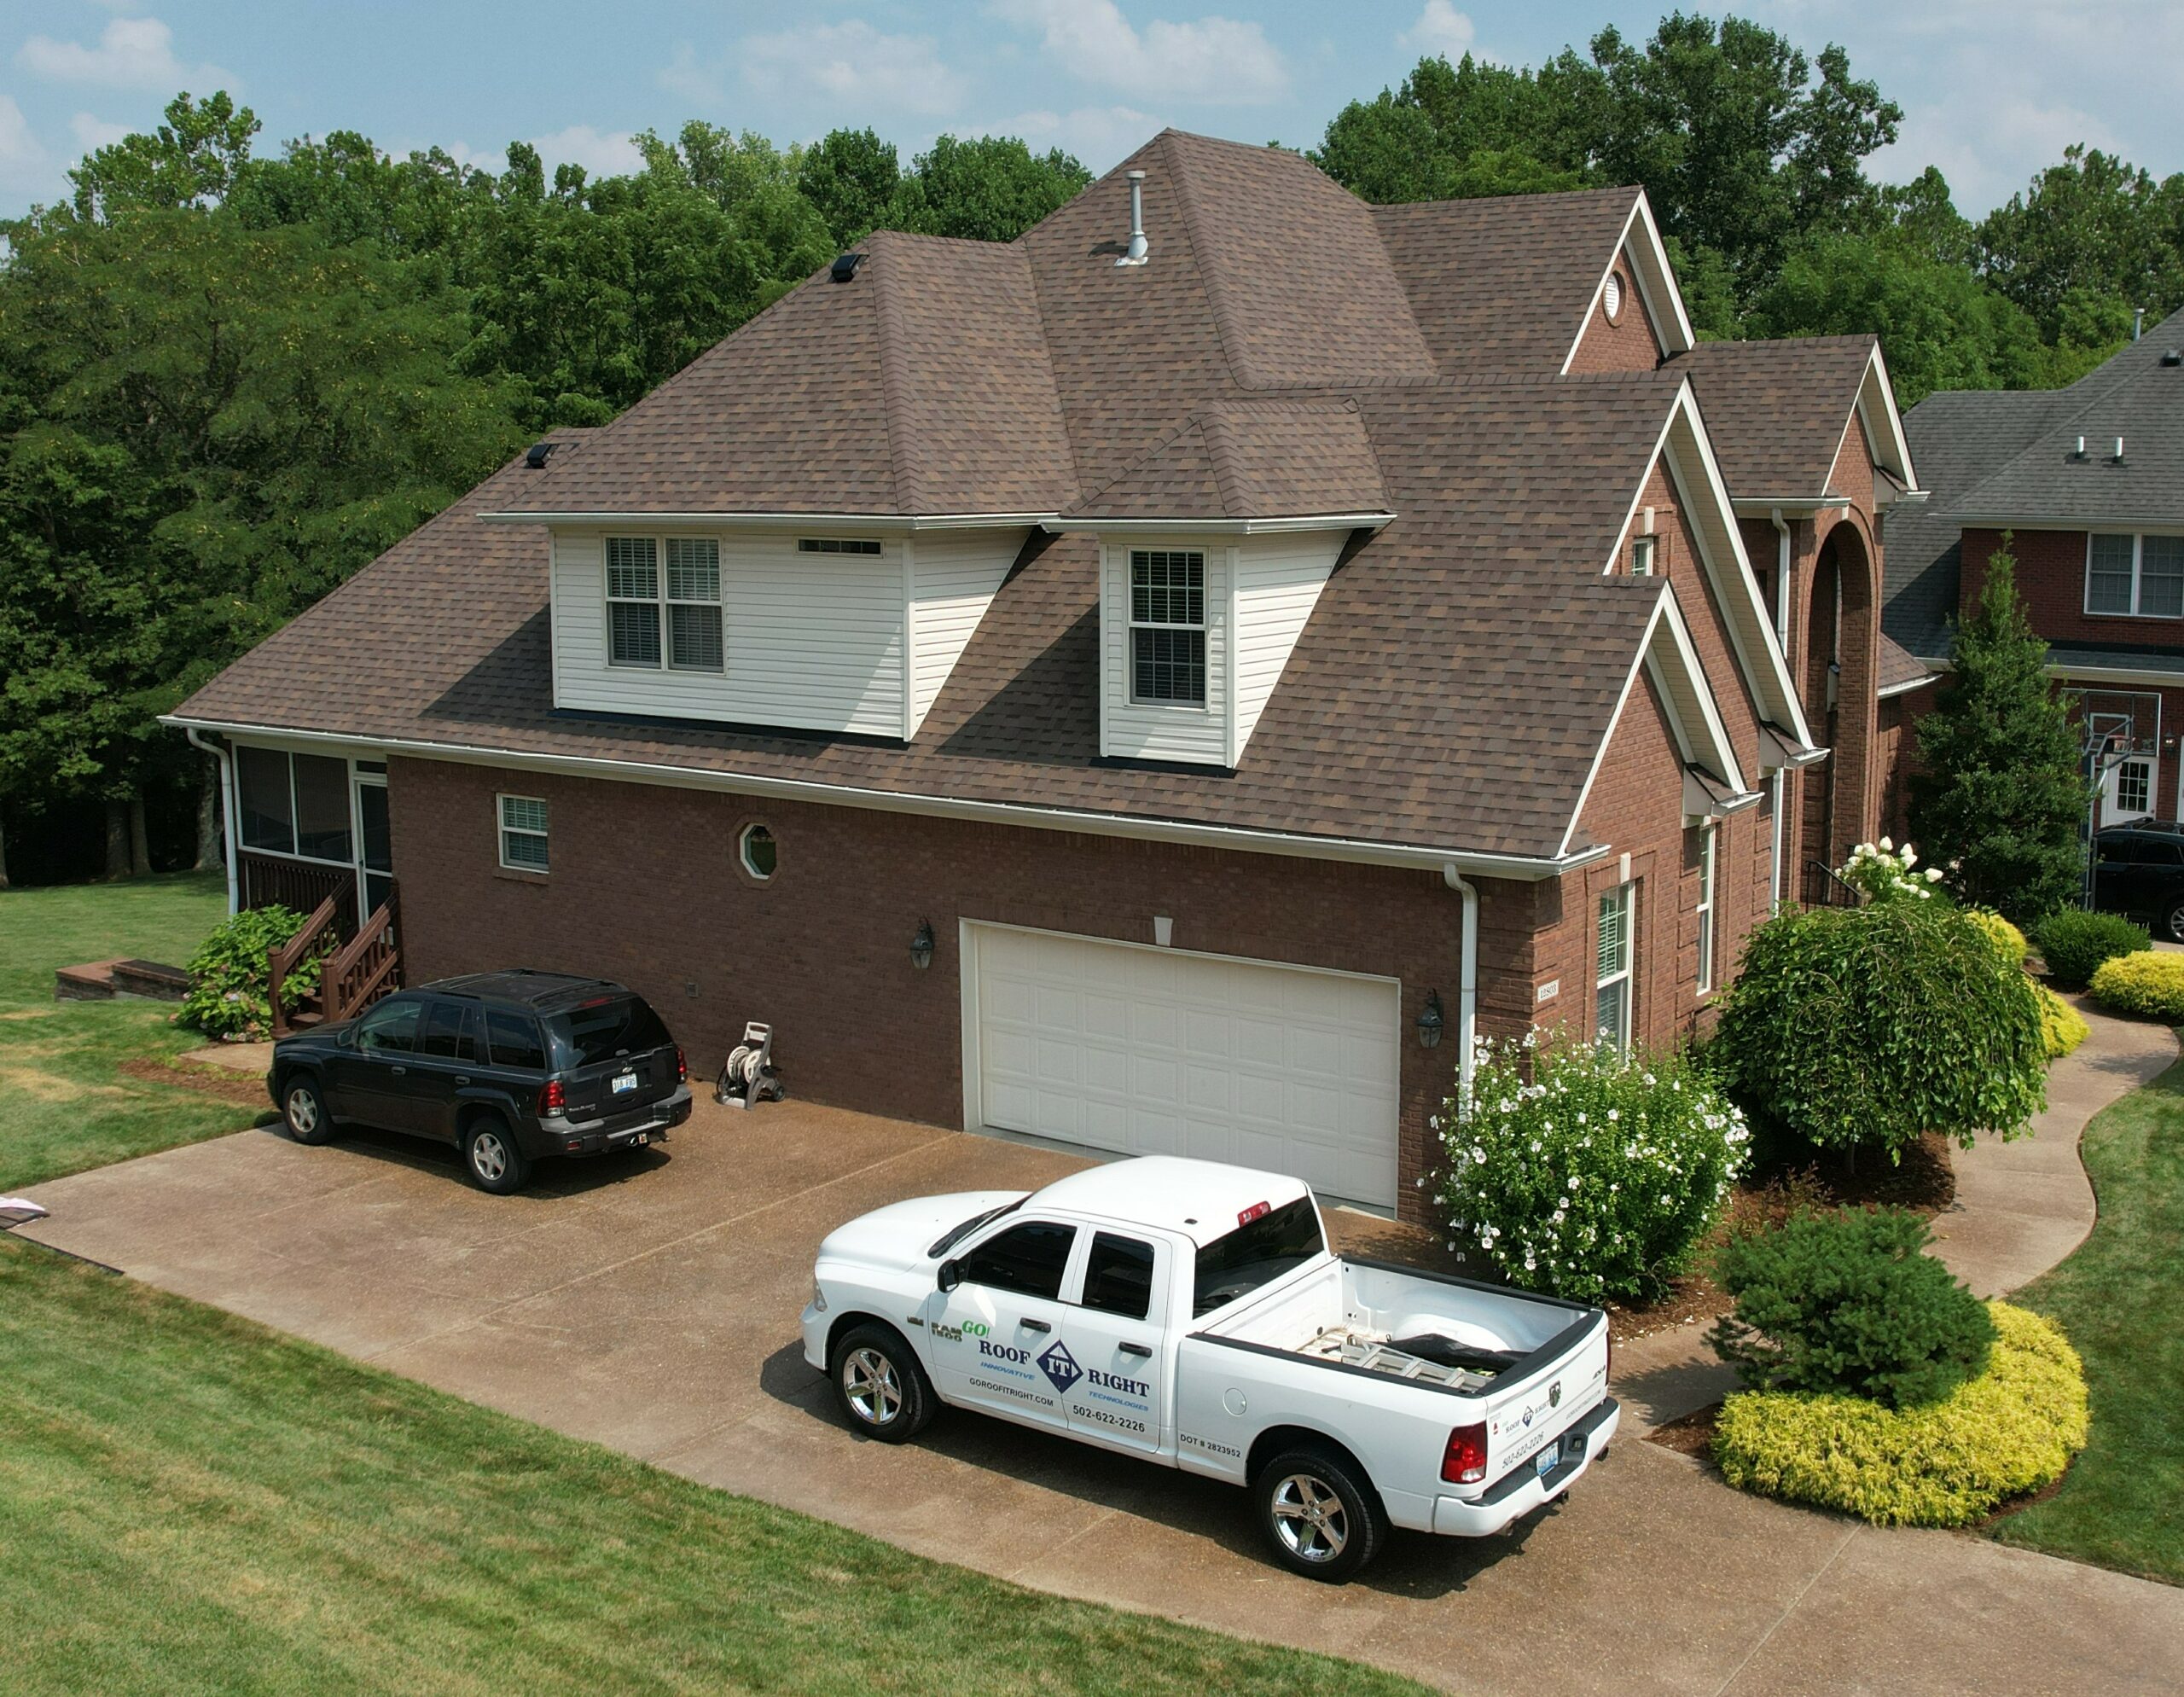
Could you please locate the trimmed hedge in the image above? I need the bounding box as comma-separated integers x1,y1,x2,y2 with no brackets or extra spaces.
1712,1302,2088,1526
1965,908,2030,968
2033,909,2149,990
2038,985,2090,1058
2088,950,2184,1023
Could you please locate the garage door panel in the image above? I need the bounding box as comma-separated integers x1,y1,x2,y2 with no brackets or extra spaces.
975,927,1400,1209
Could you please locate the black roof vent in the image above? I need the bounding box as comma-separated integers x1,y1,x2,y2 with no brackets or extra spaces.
830,252,866,283
2164,349,2182,367
524,440,557,470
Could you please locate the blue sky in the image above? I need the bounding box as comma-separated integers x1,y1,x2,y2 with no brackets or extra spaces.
3,2,2178,222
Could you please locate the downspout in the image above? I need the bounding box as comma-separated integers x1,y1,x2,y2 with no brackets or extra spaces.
1769,509,1793,907
186,726,239,916
1441,863,1479,1091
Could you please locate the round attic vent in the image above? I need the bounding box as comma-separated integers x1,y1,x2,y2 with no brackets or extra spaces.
1603,270,1625,323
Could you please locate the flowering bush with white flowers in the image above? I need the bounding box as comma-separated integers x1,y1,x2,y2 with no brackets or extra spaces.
1838,838,1948,904
1429,1033,1751,1305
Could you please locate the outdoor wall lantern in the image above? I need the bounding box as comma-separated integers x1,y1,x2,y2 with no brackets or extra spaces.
1417,989,1445,1049
910,920,936,971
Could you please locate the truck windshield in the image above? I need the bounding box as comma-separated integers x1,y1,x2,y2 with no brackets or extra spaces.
1192,1197,1324,1316
928,1200,1021,1258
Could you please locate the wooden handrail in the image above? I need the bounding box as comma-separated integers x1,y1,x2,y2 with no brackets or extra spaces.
323,893,401,1026
267,879,351,1037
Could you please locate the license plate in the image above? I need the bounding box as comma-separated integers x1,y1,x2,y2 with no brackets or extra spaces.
611,1071,637,1095
1536,1442,1560,1479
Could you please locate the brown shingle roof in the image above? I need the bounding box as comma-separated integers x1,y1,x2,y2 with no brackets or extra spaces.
1877,633,1935,694
1062,401,1388,522
1667,336,1877,500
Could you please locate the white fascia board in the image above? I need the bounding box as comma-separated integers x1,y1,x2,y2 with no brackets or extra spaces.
1647,590,1749,793
1661,381,1813,746
1732,496,1852,517
1876,673,1938,700
2043,660,2184,688
1044,513,1394,537
1956,514,2184,533
1858,344,1918,491
1555,589,1667,859
161,714,1600,881
478,511,1056,532
1560,191,1697,375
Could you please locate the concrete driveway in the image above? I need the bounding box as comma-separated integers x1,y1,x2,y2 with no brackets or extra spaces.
18,1098,2181,1697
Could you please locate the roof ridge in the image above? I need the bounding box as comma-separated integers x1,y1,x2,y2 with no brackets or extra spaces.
864,236,927,513
1156,129,1253,395
1194,410,1249,518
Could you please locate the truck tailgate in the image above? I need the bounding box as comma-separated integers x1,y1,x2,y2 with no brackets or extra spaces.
1481,1314,1612,1484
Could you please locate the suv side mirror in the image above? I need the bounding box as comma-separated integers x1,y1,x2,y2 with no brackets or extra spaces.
938,1258,962,1294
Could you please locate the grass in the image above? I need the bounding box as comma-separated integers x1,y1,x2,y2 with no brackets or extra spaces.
1995,1055,2184,1584
0,872,256,1189
0,1239,1429,1696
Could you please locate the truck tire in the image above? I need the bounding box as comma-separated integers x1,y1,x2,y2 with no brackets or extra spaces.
280,1074,337,1147
1254,1444,1389,1582
829,1322,935,1442
462,1113,531,1195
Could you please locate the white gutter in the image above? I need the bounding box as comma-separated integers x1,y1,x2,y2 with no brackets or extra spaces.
1441,863,1479,1092
1043,513,1397,537
185,725,239,916
160,714,1603,883
1769,508,1792,651
476,511,1059,532
1876,674,1938,700
1732,496,1851,518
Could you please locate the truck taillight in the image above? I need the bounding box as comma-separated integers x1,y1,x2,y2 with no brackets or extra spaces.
537,1078,566,1116
1442,1421,1489,1485
676,1046,688,1082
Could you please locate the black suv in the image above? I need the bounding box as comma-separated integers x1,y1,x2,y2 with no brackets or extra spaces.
269,971,693,1194
2090,823,2184,942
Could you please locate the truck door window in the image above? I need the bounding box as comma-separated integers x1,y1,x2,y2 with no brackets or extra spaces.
1077,1234,1156,1320
960,1222,1077,1301
1192,1198,1324,1316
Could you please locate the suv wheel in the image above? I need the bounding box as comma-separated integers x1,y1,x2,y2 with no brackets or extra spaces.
828,1322,934,1442
462,1114,531,1195
1254,1444,1388,1582
281,1075,337,1146
2166,898,2184,944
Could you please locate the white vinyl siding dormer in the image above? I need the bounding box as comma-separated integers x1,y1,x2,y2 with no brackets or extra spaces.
550,526,1024,740
1098,531,1344,768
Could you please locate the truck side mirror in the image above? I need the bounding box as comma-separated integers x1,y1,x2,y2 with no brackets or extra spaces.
938,1258,961,1293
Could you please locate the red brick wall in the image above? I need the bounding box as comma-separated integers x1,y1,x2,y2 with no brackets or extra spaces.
1957,526,2175,650
390,757,1493,1221
1566,248,1664,375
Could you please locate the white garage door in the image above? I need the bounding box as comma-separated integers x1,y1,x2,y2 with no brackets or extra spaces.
968,924,1403,1209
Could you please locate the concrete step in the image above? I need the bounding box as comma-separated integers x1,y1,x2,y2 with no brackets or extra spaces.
54,959,122,1001
109,959,189,1002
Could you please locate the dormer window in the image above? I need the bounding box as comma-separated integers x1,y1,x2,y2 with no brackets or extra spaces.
1130,549,1206,706
606,537,723,671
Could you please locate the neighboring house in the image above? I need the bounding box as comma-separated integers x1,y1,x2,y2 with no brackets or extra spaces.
169,131,1917,1221
1884,311,2184,834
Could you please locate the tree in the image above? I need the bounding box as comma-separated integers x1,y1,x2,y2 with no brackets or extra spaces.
49,90,260,224
885,135,1090,243
799,128,902,248
1908,543,2088,920
1978,146,2184,344
1313,51,1598,204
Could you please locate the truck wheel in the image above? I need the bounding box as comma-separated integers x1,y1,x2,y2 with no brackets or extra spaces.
462,1114,531,1195
1255,1445,1388,1582
281,1075,337,1147
829,1322,934,1442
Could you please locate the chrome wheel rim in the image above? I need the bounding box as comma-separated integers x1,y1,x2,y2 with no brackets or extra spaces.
2169,907,2184,944
843,1347,902,1426
471,1131,508,1183
1270,1473,1349,1563
286,1088,318,1135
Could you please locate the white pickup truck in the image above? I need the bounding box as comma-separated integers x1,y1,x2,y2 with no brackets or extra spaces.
801,1155,1618,1578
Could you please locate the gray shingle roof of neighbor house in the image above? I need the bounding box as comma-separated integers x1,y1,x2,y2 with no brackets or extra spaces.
171,130,1783,863
1883,307,2184,660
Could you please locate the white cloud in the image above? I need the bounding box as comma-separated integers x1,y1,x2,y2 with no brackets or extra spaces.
991,0,1287,105
1400,1,1475,60
526,125,645,180
0,96,51,191
16,16,233,92
982,104,1159,168
724,20,967,119
69,113,133,153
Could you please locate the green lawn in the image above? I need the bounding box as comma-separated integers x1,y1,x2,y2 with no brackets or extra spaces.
0,1239,1427,1696
0,872,258,1189
1996,1054,2184,1583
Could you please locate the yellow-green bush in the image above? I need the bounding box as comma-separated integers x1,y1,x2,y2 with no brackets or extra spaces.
2088,950,2184,1023
1711,1303,2088,1526
2039,985,2089,1058
1966,908,2030,968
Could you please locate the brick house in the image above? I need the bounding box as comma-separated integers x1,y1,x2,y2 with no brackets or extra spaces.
170,131,1919,1221
1883,311,2184,845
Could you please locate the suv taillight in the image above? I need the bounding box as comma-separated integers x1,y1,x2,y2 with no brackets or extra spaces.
537,1078,566,1116
676,1045,687,1083
1442,1421,1488,1485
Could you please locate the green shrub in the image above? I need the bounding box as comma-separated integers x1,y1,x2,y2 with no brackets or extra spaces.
177,906,327,1042
2088,950,2184,1022
1708,1206,1995,1409
1711,900,2047,1161
1712,1302,2088,1526
1965,908,2030,968
2037,985,2089,1058
1433,1035,1749,1304
2032,909,2149,989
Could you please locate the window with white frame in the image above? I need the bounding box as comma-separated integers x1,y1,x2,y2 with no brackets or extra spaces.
2111,758,2153,817
1694,826,1717,994
1595,882,1635,1049
498,794,549,871
606,536,723,671
1130,549,1206,706
1630,534,1657,576
2085,532,2184,618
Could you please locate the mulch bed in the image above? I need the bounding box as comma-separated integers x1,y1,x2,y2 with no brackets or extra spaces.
116,1055,276,1113
1646,1400,1722,1459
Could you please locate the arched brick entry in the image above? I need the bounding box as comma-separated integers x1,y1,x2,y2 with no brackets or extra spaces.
1798,518,1881,882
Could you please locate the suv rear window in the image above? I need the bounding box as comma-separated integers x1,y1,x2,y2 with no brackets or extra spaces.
1192,1197,1323,1317
546,995,673,1068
